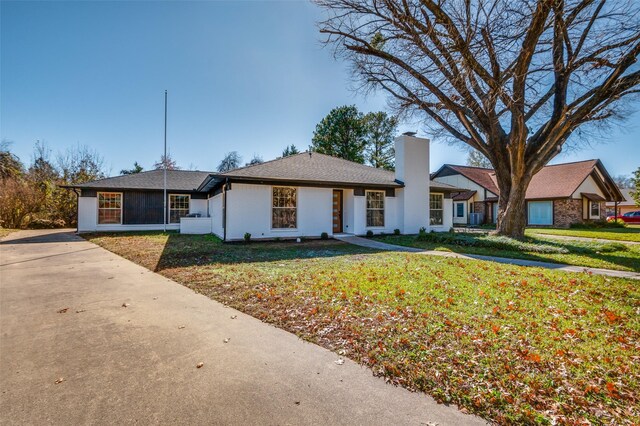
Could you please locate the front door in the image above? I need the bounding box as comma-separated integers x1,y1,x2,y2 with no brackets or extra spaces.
332,190,343,233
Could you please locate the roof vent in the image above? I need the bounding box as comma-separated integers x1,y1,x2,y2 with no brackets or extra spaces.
402,131,417,136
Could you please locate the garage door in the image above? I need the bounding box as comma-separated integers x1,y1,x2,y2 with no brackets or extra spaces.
528,201,553,225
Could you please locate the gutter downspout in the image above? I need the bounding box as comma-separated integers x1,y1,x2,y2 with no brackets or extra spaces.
72,188,80,234
615,201,618,221
223,178,229,242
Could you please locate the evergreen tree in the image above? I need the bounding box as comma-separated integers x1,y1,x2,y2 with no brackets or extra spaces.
282,145,299,157
311,105,367,163
363,112,397,170
121,162,144,175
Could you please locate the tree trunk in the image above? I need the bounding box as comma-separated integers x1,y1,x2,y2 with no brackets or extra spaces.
495,184,528,239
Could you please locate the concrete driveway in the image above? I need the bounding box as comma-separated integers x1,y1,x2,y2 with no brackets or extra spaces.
0,230,485,425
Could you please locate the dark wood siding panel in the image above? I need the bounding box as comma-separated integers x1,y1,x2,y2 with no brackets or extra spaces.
80,189,97,197
123,191,164,224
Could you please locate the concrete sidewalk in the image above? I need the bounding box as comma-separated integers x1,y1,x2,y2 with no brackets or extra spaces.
0,230,485,426
334,235,640,280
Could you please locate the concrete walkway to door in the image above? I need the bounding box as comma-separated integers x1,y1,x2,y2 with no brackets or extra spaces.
0,230,485,426
334,234,640,280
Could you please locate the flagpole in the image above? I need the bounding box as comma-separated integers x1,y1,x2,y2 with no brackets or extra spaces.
163,90,167,232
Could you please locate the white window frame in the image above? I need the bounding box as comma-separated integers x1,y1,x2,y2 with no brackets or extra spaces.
97,192,123,225
169,194,191,224
590,201,600,219
365,190,385,228
455,202,465,218
430,193,444,226
271,186,298,230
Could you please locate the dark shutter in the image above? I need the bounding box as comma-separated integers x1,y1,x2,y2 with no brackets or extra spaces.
123,191,164,224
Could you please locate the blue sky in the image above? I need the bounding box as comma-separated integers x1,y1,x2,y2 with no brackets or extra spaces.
1,1,638,177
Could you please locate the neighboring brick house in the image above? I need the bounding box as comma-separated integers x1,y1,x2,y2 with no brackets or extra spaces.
606,188,638,217
431,160,624,228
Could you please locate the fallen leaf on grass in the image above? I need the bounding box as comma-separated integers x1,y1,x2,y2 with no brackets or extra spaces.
75,310,86,314
196,362,204,369
121,303,129,308
230,315,237,319
55,377,64,384
223,338,230,343
178,325,186,329
57,308,69,314
335,359,344,365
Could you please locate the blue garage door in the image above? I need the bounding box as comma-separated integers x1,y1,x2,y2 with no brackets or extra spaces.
528,201,553,225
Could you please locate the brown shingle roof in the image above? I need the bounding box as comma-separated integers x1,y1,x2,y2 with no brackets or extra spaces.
65,169,213,191
441,160,621,201
446,165,500,194
217,152,402,187
526,160,599,199
452,190,477,201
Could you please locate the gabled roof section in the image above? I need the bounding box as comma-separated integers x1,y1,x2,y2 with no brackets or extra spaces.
65,169,213,192
215,152,402,188
433,160,624,201
606,188,637,207
434,164,500,194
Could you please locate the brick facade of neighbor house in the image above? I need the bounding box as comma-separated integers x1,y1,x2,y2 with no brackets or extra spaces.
552,198,583,227
473,202,487,223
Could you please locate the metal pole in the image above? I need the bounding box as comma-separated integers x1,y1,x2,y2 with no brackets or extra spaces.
163,90,167,232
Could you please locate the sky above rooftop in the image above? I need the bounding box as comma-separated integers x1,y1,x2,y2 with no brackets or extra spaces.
1,1,638,177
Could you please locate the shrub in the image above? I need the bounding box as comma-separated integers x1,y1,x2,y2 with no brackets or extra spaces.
418,227,427,237
571,219,626,229
320,232,329,240
28,218,66,229
415,231,569,254
394,228,400,235
366,230,374,238
243,232,251,242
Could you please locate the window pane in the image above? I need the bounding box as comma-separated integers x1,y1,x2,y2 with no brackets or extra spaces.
98,193,122,224
430,194,443,210
430,194,443,226
272,208,297,228
456,203,464,217
528,201,553,225
367,210,384,227
169,195,190,223
366,191,385,227
430,210,443,225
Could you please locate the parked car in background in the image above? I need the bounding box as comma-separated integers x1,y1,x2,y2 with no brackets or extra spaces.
607,211,640,224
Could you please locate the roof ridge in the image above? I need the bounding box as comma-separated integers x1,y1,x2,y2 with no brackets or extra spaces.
542,159,597,168
219,151,310,175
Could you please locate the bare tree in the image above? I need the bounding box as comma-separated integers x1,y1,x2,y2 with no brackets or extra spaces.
217,151,242,172
246,154,264,166
466,149,493,169
153,153,180,170
317,0,640,237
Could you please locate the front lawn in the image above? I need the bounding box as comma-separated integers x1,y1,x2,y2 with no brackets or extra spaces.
374,233,640,272
526,227,640,243
85,232,640,425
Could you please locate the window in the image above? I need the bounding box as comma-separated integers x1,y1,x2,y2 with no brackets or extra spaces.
590,201,600,218
430,194,443,225
455,202,465,218
272,187,297,228
98,192,122,224
528,201,553,225
169,194,190,224
366,191,385,227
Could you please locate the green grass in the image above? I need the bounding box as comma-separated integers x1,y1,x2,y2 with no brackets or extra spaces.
373,233,640,272
526,227,640,243
84,232,640,425
0,228,19,239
